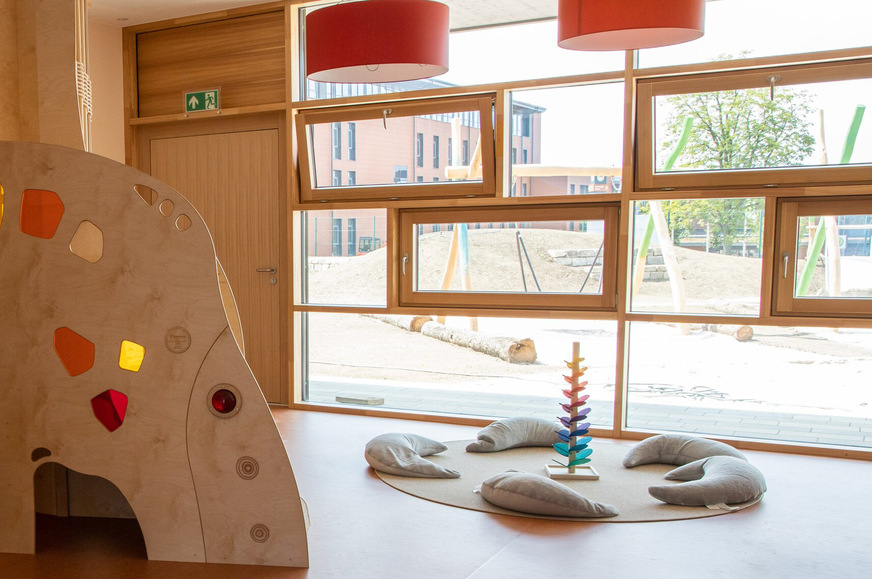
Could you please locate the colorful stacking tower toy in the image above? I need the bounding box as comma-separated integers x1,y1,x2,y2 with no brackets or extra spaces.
546,341,599,480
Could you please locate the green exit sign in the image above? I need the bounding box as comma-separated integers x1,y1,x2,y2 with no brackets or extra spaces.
184,89,220,113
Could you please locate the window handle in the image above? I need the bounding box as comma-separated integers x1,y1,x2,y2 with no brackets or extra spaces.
782,252,789,278
402,253,409,276
383,108,392,129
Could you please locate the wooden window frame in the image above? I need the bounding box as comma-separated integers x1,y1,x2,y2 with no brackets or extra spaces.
773,195,872,317
294,94,496,203
636,59,872,191
397,204,619,311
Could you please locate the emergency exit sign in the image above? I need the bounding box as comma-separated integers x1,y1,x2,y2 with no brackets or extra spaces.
184,89,220,113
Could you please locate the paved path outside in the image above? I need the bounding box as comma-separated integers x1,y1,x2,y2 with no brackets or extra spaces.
309,380,872,448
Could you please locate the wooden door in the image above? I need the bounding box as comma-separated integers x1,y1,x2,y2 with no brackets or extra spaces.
138,114,286,403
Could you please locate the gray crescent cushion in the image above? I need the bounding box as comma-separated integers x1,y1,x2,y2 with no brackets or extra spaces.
478,470,618,518
623,434,747,467
466,417,561,453
648,456,767,507
364,433,460,478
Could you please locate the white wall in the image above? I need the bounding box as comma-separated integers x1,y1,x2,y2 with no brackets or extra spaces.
88,20,124,163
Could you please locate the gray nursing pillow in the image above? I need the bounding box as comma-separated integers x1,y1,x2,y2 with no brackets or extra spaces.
466,417,561,452
478,469,618,518
623,434,747,467
365,433,460,478
648,456,767,507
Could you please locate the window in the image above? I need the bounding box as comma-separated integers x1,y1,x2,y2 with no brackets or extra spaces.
462,140,469,165
332,122,341,160
347,218,357,256
570,184,576,195
398,205,619,310
331,218,342,256
433,135,440,168
636,61,872,190
416,176,424,182
774,196,872,317
332,170,341,186
511,83,624,198
295,94,496,202
348,171,356,186
416,132,424,167
347,122,356,160
393,165,408,183
448,137,453,166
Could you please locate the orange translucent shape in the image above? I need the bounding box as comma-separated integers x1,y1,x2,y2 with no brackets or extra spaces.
1,182,5,231
91,389,128,432
20,189,65,239
54,327,95,377
119,340,145,372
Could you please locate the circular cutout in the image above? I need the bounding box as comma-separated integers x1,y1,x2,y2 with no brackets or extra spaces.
236,456,260,480
208,383,242,418
159,199,174,216
250,524,270,543
175,214,192,231
31,447,52,462
165,327,191,353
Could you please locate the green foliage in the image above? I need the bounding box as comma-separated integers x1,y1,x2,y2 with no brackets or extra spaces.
656,56,816,253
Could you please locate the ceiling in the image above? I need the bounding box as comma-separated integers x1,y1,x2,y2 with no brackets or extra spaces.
89,0,559,29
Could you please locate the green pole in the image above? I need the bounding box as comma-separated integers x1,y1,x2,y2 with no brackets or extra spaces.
796,105,866,295
634,117,694,270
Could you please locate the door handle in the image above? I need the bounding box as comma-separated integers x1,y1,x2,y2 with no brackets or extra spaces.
257,267,277,274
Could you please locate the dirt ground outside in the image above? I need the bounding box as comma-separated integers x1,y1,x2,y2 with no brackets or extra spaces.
305,229,872,421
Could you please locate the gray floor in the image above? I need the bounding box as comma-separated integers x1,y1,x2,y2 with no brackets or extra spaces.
309,380,872,448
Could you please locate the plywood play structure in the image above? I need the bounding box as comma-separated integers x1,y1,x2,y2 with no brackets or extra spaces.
0,141,308,567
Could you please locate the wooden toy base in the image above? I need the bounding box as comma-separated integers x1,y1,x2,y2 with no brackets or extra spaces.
545,465,600,480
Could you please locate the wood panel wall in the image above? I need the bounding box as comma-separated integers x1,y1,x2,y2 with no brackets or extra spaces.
135,10,286,117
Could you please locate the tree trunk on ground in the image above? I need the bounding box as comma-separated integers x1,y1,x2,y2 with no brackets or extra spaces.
420,321,537,364
704,324,754,342
364,314,433,333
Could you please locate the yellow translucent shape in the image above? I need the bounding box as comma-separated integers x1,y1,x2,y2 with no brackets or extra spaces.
119,340,145,372
1,183,4,230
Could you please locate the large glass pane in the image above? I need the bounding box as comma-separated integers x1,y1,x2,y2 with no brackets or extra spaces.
639,0,872,69
626,322,872,449
413,220,606,295
304,312,615,427
793,214,872,299
654,78,872,174
630,199,763,315
509,83,624,198
302,210,387,306
301,14,623,100
307,111,483,189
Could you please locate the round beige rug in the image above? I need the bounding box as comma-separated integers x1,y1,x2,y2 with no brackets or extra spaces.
375,440,761,522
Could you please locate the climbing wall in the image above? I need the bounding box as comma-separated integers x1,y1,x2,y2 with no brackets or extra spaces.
0,141,308,567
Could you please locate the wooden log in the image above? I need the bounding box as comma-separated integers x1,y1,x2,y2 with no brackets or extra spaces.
420,321,537,364
704,324,754,342
364,314,432,333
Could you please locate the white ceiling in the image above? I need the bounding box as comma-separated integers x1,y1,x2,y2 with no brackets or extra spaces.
89,0,558,29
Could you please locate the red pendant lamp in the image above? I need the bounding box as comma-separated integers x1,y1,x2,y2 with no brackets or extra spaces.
306,0,449,83
558,0,705,51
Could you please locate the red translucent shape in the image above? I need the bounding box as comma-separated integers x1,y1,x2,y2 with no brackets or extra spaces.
20,189,65,239
91,389,128,432
53,327,95,377
211,389,237,414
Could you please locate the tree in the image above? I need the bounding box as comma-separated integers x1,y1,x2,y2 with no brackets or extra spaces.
657,59,816,253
